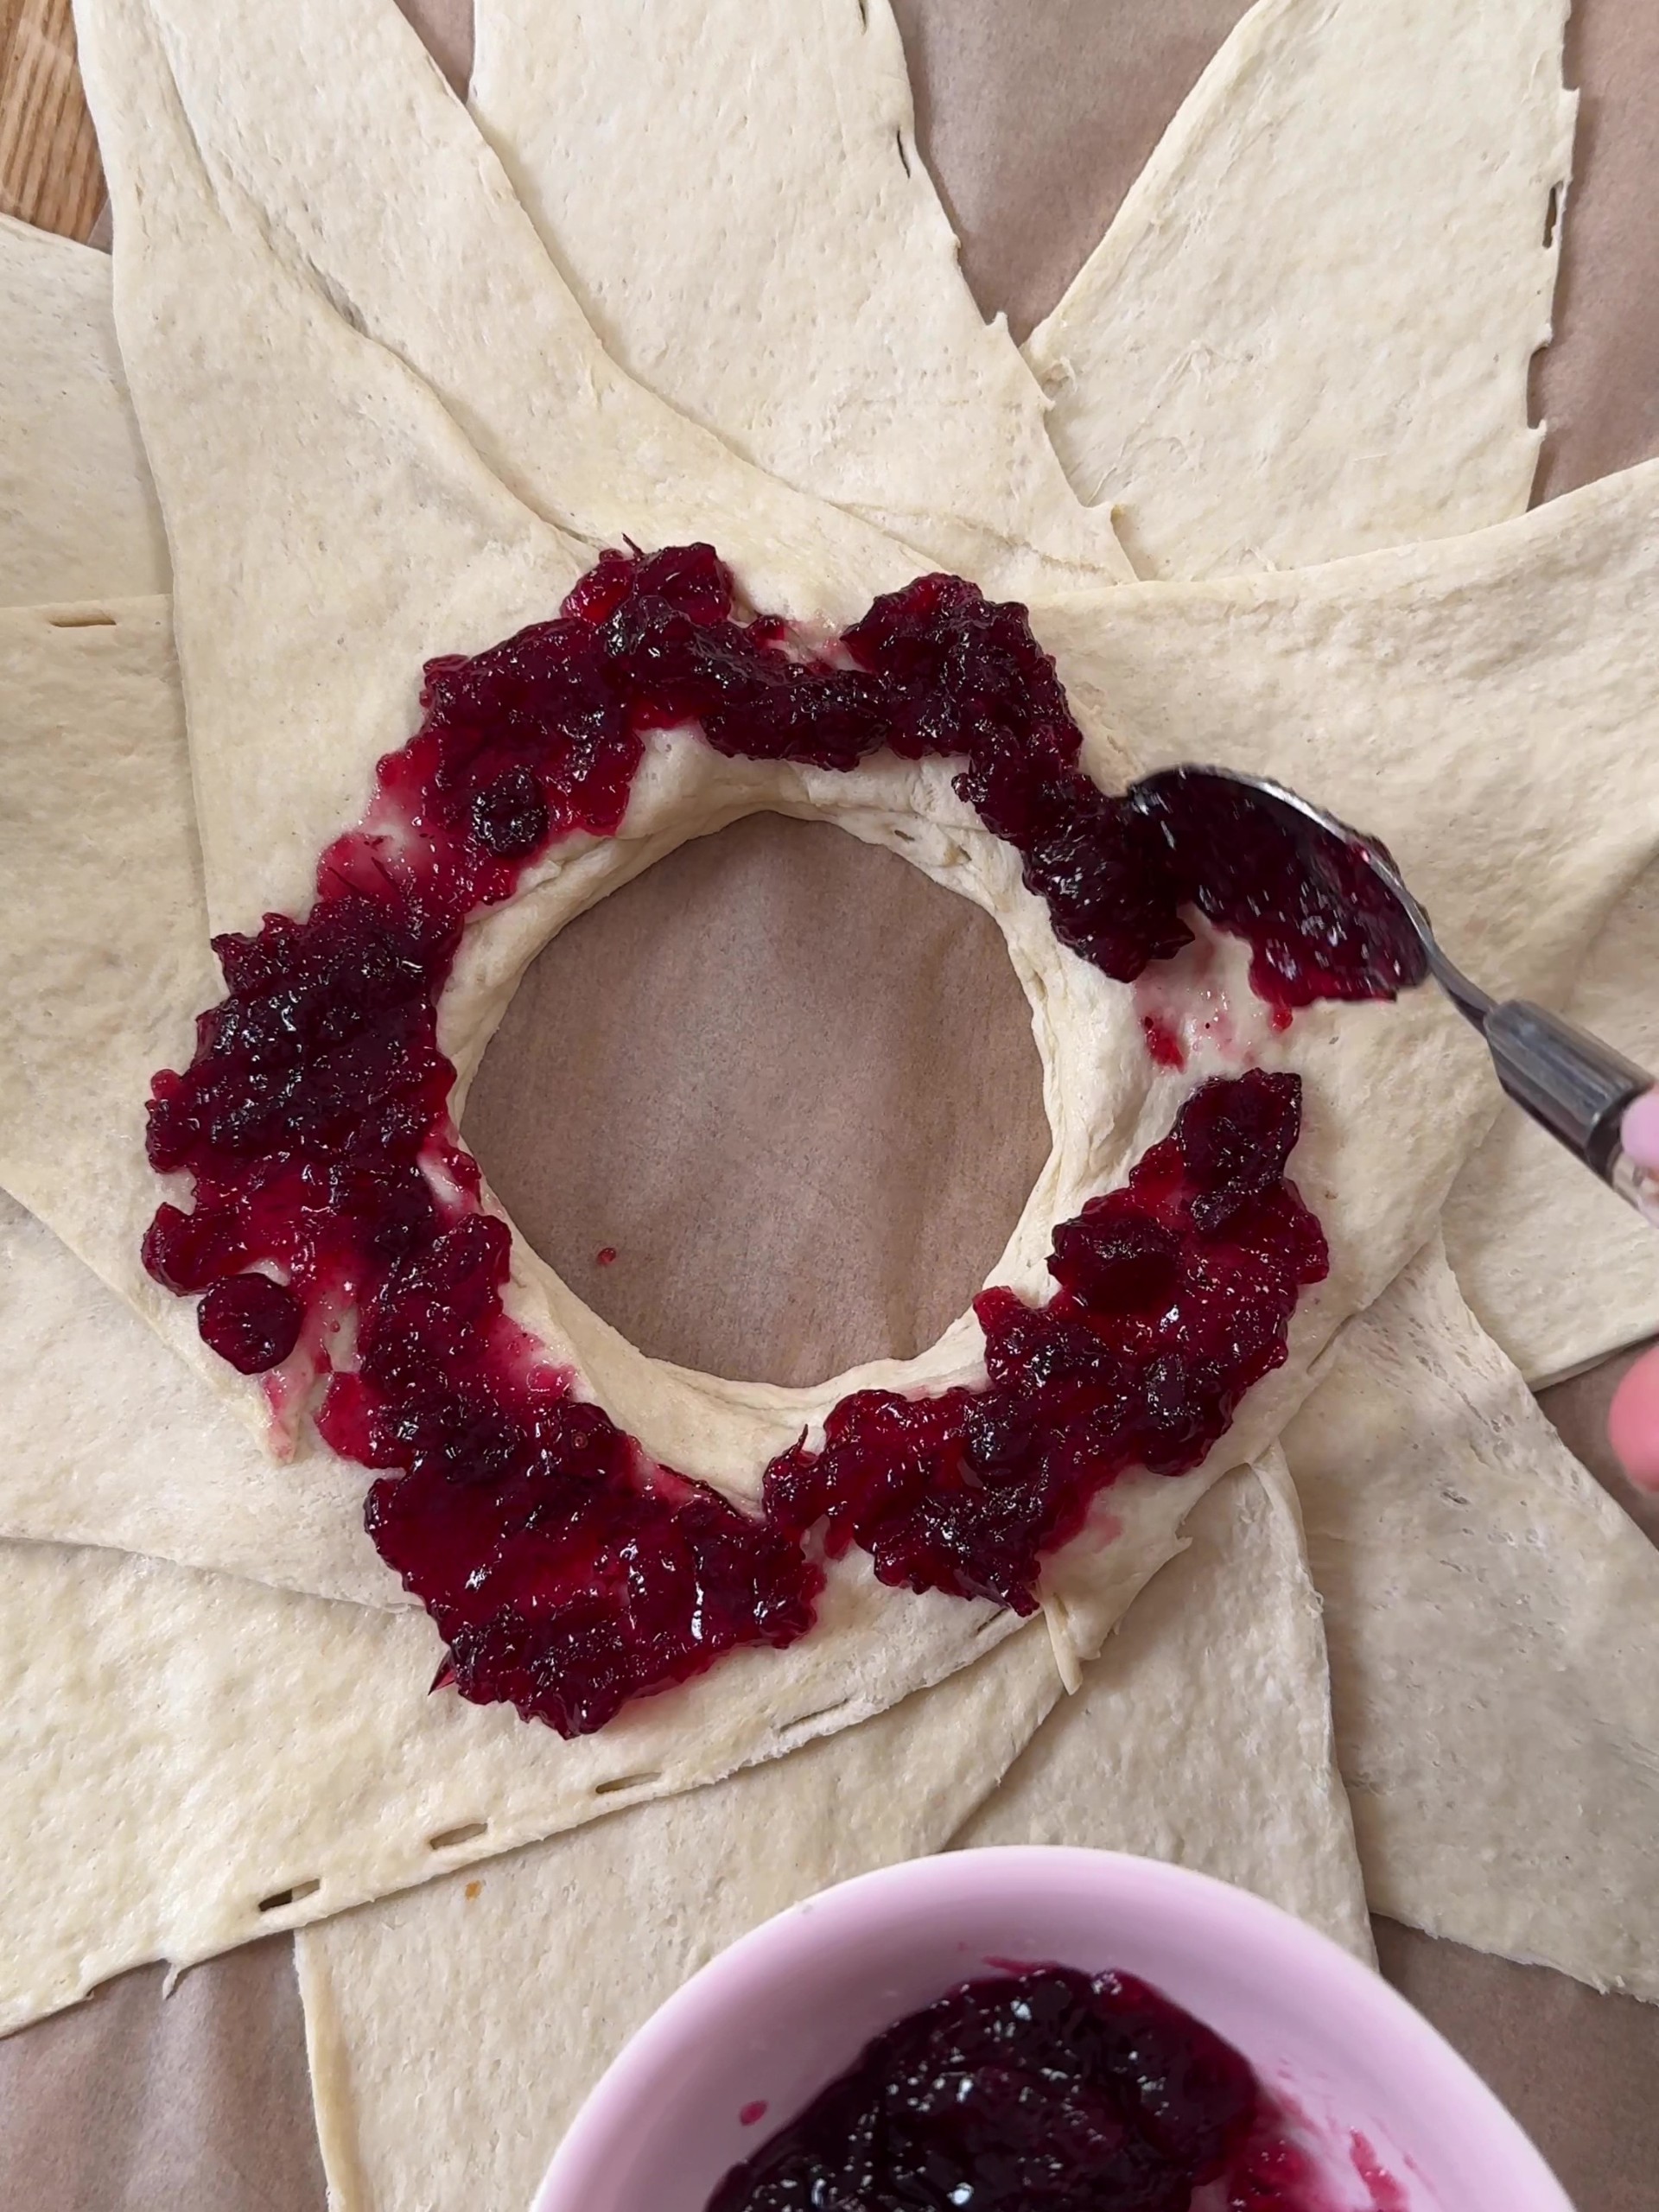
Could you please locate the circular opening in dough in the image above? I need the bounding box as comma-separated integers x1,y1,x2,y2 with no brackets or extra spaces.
462,814,1050,1389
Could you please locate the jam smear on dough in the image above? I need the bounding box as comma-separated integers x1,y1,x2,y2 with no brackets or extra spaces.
765,1069,1324,1613
708,1966,1364,2212
144,546,1378,1734
1140,1011,1187,1071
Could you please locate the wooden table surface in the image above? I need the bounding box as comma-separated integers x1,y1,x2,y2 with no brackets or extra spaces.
4,3,1658,2208
0,0,101,237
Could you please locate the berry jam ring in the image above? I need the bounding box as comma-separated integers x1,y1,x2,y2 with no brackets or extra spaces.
144,547,1398,1738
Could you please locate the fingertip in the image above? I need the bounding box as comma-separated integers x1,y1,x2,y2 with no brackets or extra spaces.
1621,1088,1659,1172
1608,1348,1659,1491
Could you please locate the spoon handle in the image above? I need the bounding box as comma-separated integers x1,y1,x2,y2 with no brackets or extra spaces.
1483,1001,1659,1228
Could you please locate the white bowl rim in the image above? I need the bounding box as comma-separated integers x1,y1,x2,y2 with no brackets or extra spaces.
531,1846,1575,2212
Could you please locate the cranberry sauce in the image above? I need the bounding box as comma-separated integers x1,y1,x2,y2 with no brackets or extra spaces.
143,547,1346,1734
766,1070,1325,1614
707,1966,1351,2212
1129,772,1428,1013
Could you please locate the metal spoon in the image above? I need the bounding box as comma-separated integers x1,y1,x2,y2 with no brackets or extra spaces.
1128,764,1659,1228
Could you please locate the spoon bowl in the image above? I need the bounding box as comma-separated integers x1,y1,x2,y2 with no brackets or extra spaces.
1128,763,1658,1221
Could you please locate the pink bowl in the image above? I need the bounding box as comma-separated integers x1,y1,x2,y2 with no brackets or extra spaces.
531,1847,1573,2212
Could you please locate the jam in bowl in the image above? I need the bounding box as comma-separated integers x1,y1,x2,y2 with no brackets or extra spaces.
531,1848,1573,2212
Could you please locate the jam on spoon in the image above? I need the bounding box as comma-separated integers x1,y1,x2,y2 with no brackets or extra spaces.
1132,762,1659,1225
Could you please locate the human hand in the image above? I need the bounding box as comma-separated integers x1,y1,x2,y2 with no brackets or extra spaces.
1606,1091,1659,1489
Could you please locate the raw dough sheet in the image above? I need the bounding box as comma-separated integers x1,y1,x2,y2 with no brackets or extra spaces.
288,8,1659,2202
3,0,1659,2208
3,0,1638,2031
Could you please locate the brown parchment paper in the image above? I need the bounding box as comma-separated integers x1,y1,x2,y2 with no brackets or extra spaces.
3,0,1658,2205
